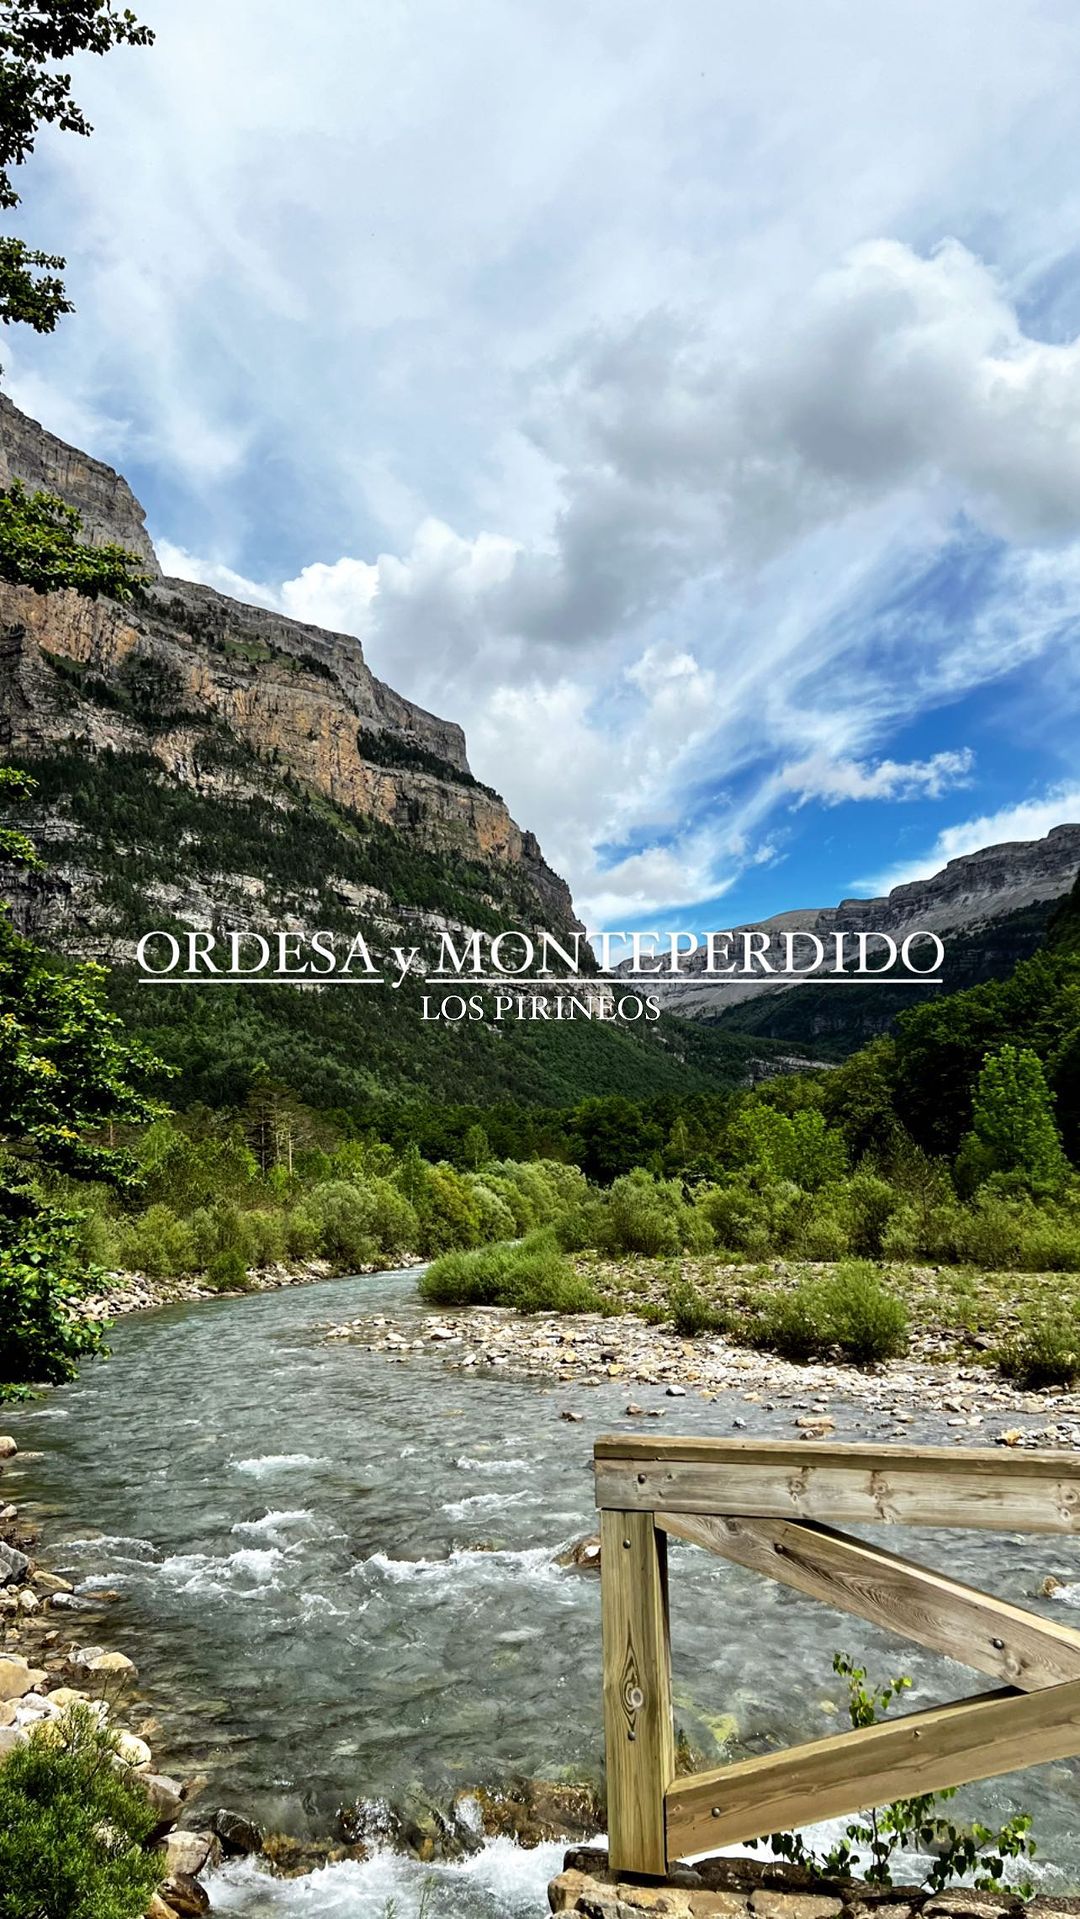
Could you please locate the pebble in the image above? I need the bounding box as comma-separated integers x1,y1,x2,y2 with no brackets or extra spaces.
324,1303,1080,1446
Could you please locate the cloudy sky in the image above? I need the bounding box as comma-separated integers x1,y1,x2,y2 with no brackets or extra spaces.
7,0,1080,930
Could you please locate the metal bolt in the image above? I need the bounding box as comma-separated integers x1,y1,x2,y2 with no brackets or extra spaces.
623,1538,631,1549
992,1636,1004,1649
637,1473,646,1485
628,1730,636,1742
711,1806,721,1818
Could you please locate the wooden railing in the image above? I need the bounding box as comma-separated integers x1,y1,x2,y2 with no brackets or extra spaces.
595,1435,1080,1876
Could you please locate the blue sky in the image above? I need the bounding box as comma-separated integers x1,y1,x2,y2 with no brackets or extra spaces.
7,0,1080,933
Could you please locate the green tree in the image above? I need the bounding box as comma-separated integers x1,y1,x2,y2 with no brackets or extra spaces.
1,766,165,1392
0,0,153,349
960,1044,1068,1193
0,481,147,599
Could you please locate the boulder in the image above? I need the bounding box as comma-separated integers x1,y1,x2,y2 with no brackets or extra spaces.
141,1772,185,1826
0,1437,16,1460
0,1656,46,1702
556,1534,602,1574
212,1806,264,1855
162,1829,217,1879
160,1875,210,1918
116,1730,153,1769
0,1540,29,1586
146,1897,180,1919
88,1649,137,1677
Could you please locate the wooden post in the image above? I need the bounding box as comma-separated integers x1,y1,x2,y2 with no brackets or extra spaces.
600,1507,674,1875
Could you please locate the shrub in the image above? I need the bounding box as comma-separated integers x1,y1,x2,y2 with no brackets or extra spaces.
308,1180,379,1267
246,1210,287,1267
420,1229,603,1314
0,1204,107,1397
825,1260,910,1365
600,1171,713,1257
114,1203,196,1278
756,1262,909,1367
667,1277,721,1337
205,1247,251,1291
364,1177,420,1256
416,1163,483,1254
283,1206,320,1261
999,1307,1080,1388
0,1703,162,1919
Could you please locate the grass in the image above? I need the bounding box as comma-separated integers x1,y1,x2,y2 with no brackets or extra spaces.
420,1229,606,1314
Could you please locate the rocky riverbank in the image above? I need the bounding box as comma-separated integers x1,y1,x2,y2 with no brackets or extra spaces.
0,1433,253,1917
78,1255,424,1322
325,1299,1080,1445
549,1848,1080,1919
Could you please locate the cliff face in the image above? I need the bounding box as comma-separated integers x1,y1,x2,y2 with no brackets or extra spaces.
0,398,577,952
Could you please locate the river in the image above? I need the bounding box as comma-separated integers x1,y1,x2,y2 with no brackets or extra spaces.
6,1269,1080,1915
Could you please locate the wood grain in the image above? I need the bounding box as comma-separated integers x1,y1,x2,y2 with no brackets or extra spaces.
599,1508,674,1876
596,1449,1080,1532
666,1677,1080,1856
655,1512,1080,1691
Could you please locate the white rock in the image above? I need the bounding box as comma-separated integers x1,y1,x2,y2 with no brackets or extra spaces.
0,1438,17,1460
115,1730,152,1768
87,1650,137,1678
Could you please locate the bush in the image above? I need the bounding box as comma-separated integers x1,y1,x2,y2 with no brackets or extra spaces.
205,1247,251,1291
114,1203,196,1278
756,1262,909,1367
0,1703,162,1919
667,1277,721,1337
308,1180,379,1267
0,1204,107,1396
600,1171,713,1257
420,1229,603,1314
999,1307,1080,1388
826,1260,911,1364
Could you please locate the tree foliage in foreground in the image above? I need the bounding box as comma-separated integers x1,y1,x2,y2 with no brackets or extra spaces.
0,0,153,348
0,481,148,599
0,1704,161,1919
1,768,164,1394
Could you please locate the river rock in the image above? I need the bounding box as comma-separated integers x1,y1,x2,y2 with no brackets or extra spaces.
0,1437,16,1460
0,1540,28,1585
212,1806,264,1855
0,1656,46,1702
88,1648,137,1677
162,1829,217,1878
161,1874,210,1918
0,1725,29,1763
556,1534,602,1574
32,1569,73,1595
115,1729,152,1768
146,1897,181,1919
142,1772,185,1827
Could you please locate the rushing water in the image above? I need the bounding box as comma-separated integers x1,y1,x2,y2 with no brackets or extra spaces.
6,1269,1080,1914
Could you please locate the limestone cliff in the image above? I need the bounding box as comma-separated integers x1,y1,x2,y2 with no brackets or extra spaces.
0,397,577,952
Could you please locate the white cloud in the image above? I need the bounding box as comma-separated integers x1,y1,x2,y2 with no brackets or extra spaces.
864,787,1080,895
16,0,1080,921
779,747,974,807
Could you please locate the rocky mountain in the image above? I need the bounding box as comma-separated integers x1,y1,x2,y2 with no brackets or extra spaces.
636,827,1080,1054
0,396,773,1108
0,395,575,957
